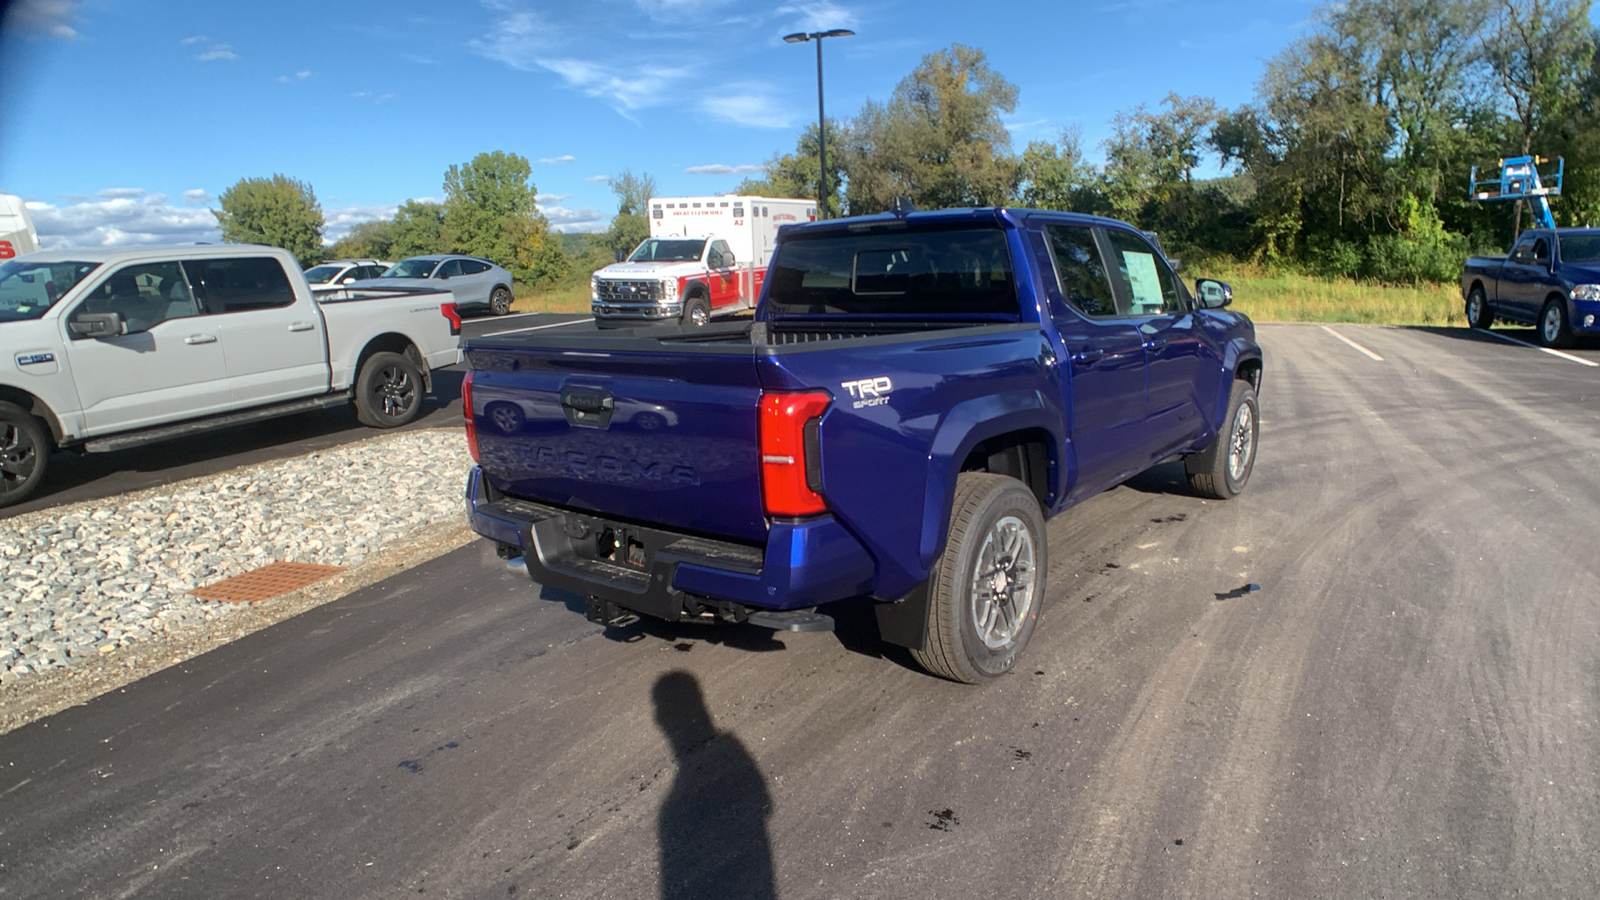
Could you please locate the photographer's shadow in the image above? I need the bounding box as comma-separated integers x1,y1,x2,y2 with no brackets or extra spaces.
652,670,777,900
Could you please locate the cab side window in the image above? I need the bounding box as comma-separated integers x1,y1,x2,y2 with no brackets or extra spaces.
435,259,463,278
1043,224,1118,318
185,257,296,313
73,261,200,335
1533,237,1551,263
459,260,490,276
1105,229,1184,316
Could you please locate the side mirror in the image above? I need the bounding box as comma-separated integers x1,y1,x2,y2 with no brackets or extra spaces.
340,276,355,284
1194,278,1233,309
436,272,452,279
615,250,627,263
70,311,126,338
1512,248,1530,263
724,253,737,267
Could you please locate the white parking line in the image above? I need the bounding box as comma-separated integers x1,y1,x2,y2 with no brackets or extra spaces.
1319,325,1385,361
1478,329,1600,367
480,317,595,337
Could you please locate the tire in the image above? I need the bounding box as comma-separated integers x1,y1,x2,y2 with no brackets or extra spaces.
484,401,525,434
489,286,513,316
1466,286,1493,330
0,401,51,508
1539,297,1574,349
633,411,667,431
1185,379,1259,500
911,472,1047,684
353,351,424,428
682,295,710,327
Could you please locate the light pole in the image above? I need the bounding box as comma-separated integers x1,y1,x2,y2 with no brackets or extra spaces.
783,28,854,219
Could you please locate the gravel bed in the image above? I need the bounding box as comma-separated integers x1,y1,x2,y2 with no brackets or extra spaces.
0,429,473,687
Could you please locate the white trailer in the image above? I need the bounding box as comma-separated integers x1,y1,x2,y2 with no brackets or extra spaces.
0,192,40,259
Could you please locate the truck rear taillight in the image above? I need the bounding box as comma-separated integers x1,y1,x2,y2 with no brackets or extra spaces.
441,302,462,336
759,391,831,517
462,370,480,462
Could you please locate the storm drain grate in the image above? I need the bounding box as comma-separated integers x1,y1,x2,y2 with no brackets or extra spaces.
191,562,347,603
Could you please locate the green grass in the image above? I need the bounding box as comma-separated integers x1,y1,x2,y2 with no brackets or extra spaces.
511,280,591,315
508,260,1469,326
1211,263,1463,327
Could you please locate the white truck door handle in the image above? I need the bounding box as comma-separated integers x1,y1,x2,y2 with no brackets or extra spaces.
288,322,315,332
184,334,218,344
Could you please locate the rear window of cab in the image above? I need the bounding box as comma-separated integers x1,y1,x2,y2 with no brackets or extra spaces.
766,226,1017,317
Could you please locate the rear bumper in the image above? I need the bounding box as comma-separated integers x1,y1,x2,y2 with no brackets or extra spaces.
464,467,875,620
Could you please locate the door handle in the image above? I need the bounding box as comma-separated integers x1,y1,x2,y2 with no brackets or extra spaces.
184,334,218,344
1071,348,1105,365
288,322,315,332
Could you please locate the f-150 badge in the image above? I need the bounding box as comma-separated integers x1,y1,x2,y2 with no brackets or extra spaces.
842,376,893,409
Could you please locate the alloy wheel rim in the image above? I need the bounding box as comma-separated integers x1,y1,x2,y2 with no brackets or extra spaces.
968,514,1036,650
1468,295,1482,323
0,424,38,493
1545,307,1561,342
1228,401,1254,481
376,366,416,417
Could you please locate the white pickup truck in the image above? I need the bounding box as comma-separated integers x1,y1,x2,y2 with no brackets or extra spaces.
0,244,462,507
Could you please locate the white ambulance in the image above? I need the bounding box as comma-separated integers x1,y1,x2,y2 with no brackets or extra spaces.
591,195,815,328
1,192,41,260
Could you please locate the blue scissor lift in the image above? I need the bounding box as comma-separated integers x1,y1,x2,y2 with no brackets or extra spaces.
1469,155,1564,229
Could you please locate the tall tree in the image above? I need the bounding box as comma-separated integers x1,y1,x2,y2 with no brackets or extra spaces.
1102,93,1219,223
735,122,845,216
602,170,658,259
1016,127,1097,212
387,200,446,259
843,44,1020,213
213,174,324,267
441,151,566,286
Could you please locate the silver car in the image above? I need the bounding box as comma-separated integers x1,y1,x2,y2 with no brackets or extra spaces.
303,259,390,293
346,254,515,315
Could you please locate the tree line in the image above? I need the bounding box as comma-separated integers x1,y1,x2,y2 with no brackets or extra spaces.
738,0,1598,283
213,151,570,287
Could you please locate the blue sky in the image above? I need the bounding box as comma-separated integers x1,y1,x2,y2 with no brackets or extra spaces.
4,0,1329,250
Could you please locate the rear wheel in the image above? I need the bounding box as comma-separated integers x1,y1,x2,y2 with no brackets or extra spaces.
911,473,1047,684
1466,286,1493,330
353,351,423,428
0,401,51,508
1540,297,1574,348
1185,379,1259,500
489,286,513,316
682,295,710,327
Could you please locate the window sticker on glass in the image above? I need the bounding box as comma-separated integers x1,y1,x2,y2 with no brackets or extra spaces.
1121,250,1164,313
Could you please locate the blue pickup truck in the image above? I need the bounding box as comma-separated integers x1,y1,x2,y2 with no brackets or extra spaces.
1461,227,1600,347
462,207,1262,682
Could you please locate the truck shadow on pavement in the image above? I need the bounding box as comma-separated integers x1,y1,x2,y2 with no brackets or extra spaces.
652,670,778,900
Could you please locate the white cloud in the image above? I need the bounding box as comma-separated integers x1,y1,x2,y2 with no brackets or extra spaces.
685,164,764,176
196,43,238,62
538,155,576,165
540,205,609,233
3,0,81,40
28,193,222,251
95,187,146,199
277,70,315,83
584,175,611,184
634,0,732,22
322,204,399,244
181,189,213,206
180,35,207,45
471,2,694,115
350,91,396,103
775,1,859,35
700,88,794,129
535,193,571,203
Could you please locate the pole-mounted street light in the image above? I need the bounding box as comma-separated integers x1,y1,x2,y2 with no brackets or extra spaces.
783,28,854,219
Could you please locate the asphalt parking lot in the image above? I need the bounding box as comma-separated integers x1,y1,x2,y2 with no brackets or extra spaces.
2,321,1599,898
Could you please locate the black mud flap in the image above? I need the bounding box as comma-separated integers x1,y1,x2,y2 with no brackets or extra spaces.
874,581,931,651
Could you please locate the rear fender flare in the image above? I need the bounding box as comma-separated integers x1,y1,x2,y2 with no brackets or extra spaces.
917,390,1064,572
